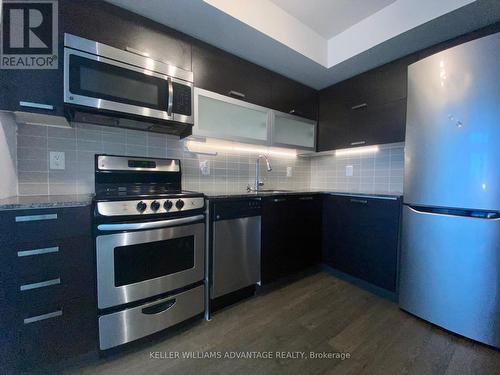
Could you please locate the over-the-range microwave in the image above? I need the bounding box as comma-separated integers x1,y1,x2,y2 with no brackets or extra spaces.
63,33,193,137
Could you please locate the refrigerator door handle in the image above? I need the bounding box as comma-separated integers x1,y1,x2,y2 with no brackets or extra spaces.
407,205,500,220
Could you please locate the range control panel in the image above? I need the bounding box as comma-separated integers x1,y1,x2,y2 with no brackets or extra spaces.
97,197,205,217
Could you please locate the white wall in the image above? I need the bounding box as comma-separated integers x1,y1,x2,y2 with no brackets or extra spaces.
0,113,18,198
203,0,328,65
327,0,475,67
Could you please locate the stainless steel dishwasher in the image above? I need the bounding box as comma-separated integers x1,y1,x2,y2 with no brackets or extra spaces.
210,198,261,310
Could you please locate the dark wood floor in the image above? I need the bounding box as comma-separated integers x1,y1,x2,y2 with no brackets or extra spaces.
48,272,499,375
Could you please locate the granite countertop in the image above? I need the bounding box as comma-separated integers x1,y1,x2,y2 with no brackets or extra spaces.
205,190,402,200
0,191,402,209
0,194,94,211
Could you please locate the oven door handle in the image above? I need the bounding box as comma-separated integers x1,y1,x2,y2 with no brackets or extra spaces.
97,215,204,231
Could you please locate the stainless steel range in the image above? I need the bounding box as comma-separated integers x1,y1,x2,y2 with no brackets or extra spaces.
93,155,205,350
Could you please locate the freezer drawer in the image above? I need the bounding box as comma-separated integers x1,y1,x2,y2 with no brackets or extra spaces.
399,205,500,348
211,216,261,299
98,285,204,350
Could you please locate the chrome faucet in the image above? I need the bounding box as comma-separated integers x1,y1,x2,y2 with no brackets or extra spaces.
247,154,272,192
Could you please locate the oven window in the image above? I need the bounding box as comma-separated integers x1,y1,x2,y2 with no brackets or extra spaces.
69,55,168,110
113,236,194,286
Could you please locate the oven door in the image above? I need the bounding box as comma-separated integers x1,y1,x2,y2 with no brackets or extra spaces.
64,48,173,122
96,216,205,309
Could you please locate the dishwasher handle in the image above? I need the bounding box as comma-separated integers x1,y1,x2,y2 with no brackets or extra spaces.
214,213,261,221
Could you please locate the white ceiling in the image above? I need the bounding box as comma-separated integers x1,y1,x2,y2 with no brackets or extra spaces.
270,0,397,39
106,0,500,89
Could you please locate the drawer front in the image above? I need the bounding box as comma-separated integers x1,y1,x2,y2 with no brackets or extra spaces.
99,284,204,350
1,235,93,280
0,265,94,326
0,206,91,245
4,297,97,370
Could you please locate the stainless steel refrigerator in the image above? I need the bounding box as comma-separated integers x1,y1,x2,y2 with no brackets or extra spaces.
399,32,500,348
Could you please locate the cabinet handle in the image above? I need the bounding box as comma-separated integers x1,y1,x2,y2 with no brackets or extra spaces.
350,198,368,204
15,213,58,222
350,141,366,146
299,197,314,201
24,310,62,324
17,246,59,257
273,198,286,203
228,90,246,99
289,109,304,116
351,103,367,110
20,278,61,291
19,101,54,111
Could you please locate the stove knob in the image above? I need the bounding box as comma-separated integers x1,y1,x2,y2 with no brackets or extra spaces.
175,199,185,210
150,201,160,211
136,201,147,213
164,200,173,211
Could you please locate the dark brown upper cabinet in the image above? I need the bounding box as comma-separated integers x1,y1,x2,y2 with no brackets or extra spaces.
0,20,65,117
0,0,193,118
317,26,499,152
317,57,412,151
0,58,64,117
270,73,318,120
60,0,192,72
192,42,273,108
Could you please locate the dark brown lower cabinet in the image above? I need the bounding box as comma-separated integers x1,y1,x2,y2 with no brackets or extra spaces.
323,195,401,293
4,297,96,370
0,206,97,373
261,195,322,284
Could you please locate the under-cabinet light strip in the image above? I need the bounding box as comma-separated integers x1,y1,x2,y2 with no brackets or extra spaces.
334,145,379,156
185,139,297,158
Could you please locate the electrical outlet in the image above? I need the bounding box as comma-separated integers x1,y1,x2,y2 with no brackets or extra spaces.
200,160,210,176
345,165,353,177
50,151,65,170
286,166,293,177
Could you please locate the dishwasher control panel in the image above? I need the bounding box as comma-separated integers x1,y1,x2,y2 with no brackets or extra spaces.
212,198,262,221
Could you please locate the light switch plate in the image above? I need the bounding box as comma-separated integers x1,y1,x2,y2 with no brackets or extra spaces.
50,151,65,170
286,166,293,177
200,160,210,176
345,165,353,177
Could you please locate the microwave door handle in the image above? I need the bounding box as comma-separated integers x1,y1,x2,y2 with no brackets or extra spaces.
167,77,173,117
97,214,204,231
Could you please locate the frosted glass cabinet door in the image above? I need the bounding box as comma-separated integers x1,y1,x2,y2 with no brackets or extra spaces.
195,89,269,143
272,113,316,150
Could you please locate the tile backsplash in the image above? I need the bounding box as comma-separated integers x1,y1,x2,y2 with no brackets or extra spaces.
16,123,310,196
310,145,404,195
14,122,404,197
